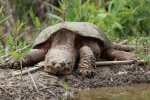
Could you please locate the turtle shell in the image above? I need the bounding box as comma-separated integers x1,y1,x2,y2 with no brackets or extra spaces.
33,22,112,48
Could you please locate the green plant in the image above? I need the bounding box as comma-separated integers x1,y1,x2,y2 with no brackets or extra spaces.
0,6,12,61
0,6,30,79
47,0,150,43
3,21,26,53
29,8,44,30
8,49,30,81
0,6,12,24
62,83,70,100
136,54,150,66
5,20,30,81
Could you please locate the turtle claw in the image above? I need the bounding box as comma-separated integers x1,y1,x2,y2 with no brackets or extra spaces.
5,56,20,69
77,67,96,78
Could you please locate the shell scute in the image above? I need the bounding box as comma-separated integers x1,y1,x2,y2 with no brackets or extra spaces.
33,22,112,48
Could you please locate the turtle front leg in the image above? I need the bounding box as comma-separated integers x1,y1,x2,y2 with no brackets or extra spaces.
77,46,96,78
101,48,134,60
5,49,46,68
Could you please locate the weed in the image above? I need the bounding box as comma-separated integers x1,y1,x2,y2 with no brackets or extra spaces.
62,83,70,100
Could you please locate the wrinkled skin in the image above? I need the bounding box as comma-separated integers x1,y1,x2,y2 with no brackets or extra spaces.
5,28,134,78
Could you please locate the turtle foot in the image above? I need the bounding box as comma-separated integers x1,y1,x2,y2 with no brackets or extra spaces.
77,67,96,78
5,56,20,69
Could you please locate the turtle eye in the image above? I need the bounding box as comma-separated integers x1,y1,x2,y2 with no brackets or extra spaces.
67,61,71,65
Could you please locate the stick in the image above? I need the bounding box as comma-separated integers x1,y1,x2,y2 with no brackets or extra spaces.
96,60,146,66
26,67,39,94
63,2,73,21
12,66,43,76
0,44,32,59
112,42,142,51
134,37,138,71
119,39,128,45
38,82,63,100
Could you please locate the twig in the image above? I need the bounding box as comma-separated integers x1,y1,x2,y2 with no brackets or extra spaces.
48,3,53,22
112,42,142,51
135,37,138,71
63,2,73,21
119,39,128,45
12,66,43,76
25,67,39,94
96,60,146,66
38,82,63,100
134,37,138,56
0,44,32,59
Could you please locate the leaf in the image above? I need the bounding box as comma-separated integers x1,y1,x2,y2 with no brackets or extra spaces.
61,2,66,10
0,15,12,24
49,4,62,13
20,48,31,57
7,36,14,46
16,20,20,29
131,5,140,14
64,91,69,97
35,17,40,27
120,15,129,24
39,25,44,30
17,22,26,34
0,6,4,14
67,7,76,21
96,13,107,23
136,17,145,22
9,26,15,37
80,14,87,22
58,0,63,7
88,14,95,23
61,83,68,90
16,34,24,41
130,25,140,35
108,0,113,12
123,27,130,34
8,52,20,59
135,54,150,63
47,13,63,21
23,40,27,47
114,21,123,31
15,34,24,49
65,91,68,96
29,8,35,25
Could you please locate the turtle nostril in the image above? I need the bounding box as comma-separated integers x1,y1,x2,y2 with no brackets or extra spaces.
51,60,56,66
54,63,61,69
57,66,59,69
60,61,66,67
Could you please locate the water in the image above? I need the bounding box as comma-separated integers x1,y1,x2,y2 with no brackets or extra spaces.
70,84,150,100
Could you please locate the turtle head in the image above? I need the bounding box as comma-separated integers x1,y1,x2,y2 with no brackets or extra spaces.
44,48,75,75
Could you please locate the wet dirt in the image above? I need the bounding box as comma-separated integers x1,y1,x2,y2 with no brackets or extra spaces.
0,64,150,100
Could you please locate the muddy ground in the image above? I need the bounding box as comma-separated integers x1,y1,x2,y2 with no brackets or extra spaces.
0,63,150,100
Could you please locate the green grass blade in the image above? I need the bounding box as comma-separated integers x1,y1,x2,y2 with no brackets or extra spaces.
29,8,35,25
17,22,26,34
0,15,11,24
47,13,63,21
35,17,40,27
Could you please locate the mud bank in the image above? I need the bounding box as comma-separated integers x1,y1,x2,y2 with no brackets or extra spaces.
0,64,150,100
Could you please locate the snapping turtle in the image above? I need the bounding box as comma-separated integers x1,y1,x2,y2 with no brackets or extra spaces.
6,22,134,77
